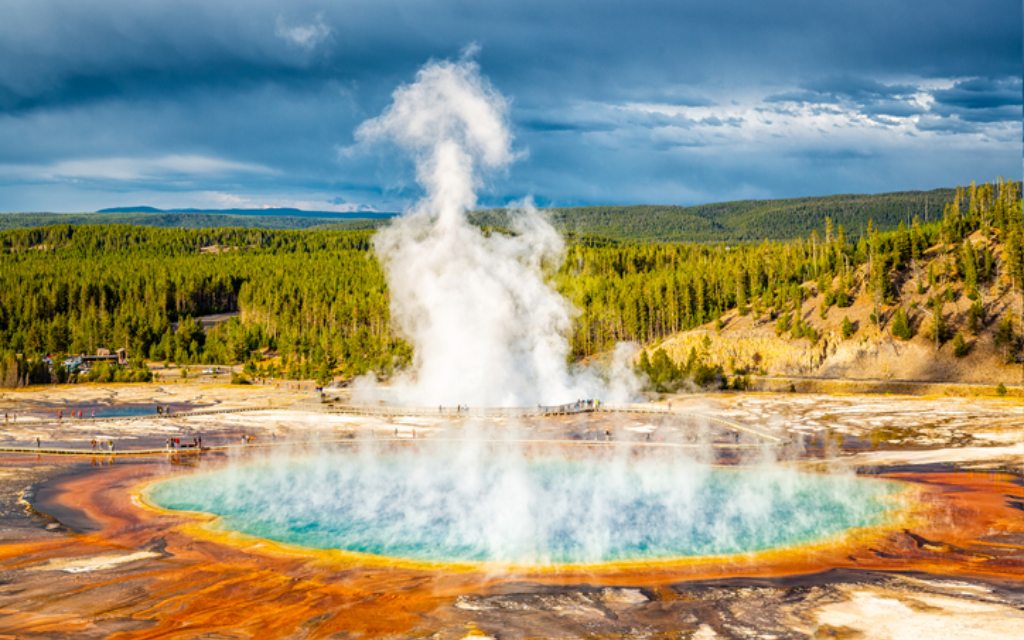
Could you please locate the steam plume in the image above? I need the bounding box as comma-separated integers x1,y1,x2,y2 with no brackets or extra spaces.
357,56,627,406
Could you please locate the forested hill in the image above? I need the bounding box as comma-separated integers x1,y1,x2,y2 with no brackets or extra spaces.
0,179,1019,388
1,186,965,241
96,206,396,221
472,187,958,242
0,211,385,232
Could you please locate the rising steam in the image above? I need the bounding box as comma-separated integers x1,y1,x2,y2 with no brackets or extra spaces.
148,58,898,572
356,56,631,406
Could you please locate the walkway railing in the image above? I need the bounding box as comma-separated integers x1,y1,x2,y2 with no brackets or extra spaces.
0,400,781,456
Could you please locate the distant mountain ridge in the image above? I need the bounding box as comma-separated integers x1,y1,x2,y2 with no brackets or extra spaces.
1,184,1004,241
97,206,396,220
468,187,962,242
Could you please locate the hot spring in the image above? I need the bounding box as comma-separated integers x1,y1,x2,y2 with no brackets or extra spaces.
147,446,901,566
147,59,901,569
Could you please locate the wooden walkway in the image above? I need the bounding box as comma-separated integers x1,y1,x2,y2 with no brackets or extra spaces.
36,406,278,425
0,401,782,457
0,437,777,458
0,445,211,457
322,403,782,442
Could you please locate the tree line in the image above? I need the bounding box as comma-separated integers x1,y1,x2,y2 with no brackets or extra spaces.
0,180,1019,387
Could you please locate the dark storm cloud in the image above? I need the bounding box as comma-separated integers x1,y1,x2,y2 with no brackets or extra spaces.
0,0,1020,211
933,77,1023,110
765,76,926,122
930,76,1023,125
765,72,1022,133
4,0,1018,114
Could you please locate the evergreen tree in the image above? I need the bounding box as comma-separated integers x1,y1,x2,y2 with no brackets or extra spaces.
891,307,913,340
841,316,856,339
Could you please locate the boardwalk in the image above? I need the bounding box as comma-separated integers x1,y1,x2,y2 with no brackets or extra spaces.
325,402,781,443
0,400,782,456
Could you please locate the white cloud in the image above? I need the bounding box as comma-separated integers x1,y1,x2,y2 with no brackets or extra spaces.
275,14,331,51
0,154,272,182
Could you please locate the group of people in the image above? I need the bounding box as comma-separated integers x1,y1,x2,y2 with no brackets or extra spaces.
57,409,94,420
166,435,202,449
89,438,115,452
547,398,600,414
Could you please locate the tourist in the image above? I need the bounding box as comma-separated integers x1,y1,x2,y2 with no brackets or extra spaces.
35,437,40,448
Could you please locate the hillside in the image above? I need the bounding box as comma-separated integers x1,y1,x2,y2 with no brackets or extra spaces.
0,186,962,241
0,179,1018,389
96,206,396,221
473,187,958,242
0,211,385,231
653,242,1022,389
639,184,1024,390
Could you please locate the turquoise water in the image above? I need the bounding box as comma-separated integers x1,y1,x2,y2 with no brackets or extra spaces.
148,451,899,564
59,402,207,418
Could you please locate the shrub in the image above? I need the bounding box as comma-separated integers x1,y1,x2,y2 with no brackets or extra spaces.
230,372,252,385
841,316,856,339
967,300,984,334
952,332,970,357
692,363,722,387
996,383,1007,397
775,312,792,335
891,307,913,340
994,316,1018,363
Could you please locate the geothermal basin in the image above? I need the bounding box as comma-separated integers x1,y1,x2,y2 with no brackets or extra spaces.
2,390,1023,638
145,446,902,566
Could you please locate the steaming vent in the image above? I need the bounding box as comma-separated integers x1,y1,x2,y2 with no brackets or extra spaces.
353,55,638,407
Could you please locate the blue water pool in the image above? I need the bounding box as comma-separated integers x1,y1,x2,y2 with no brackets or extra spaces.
147,449,900,565
60,402,208,418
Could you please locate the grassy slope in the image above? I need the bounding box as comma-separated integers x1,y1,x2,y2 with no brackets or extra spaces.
656,231,1022,388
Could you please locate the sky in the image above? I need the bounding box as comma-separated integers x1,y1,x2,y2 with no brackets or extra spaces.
0,0,1021,213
